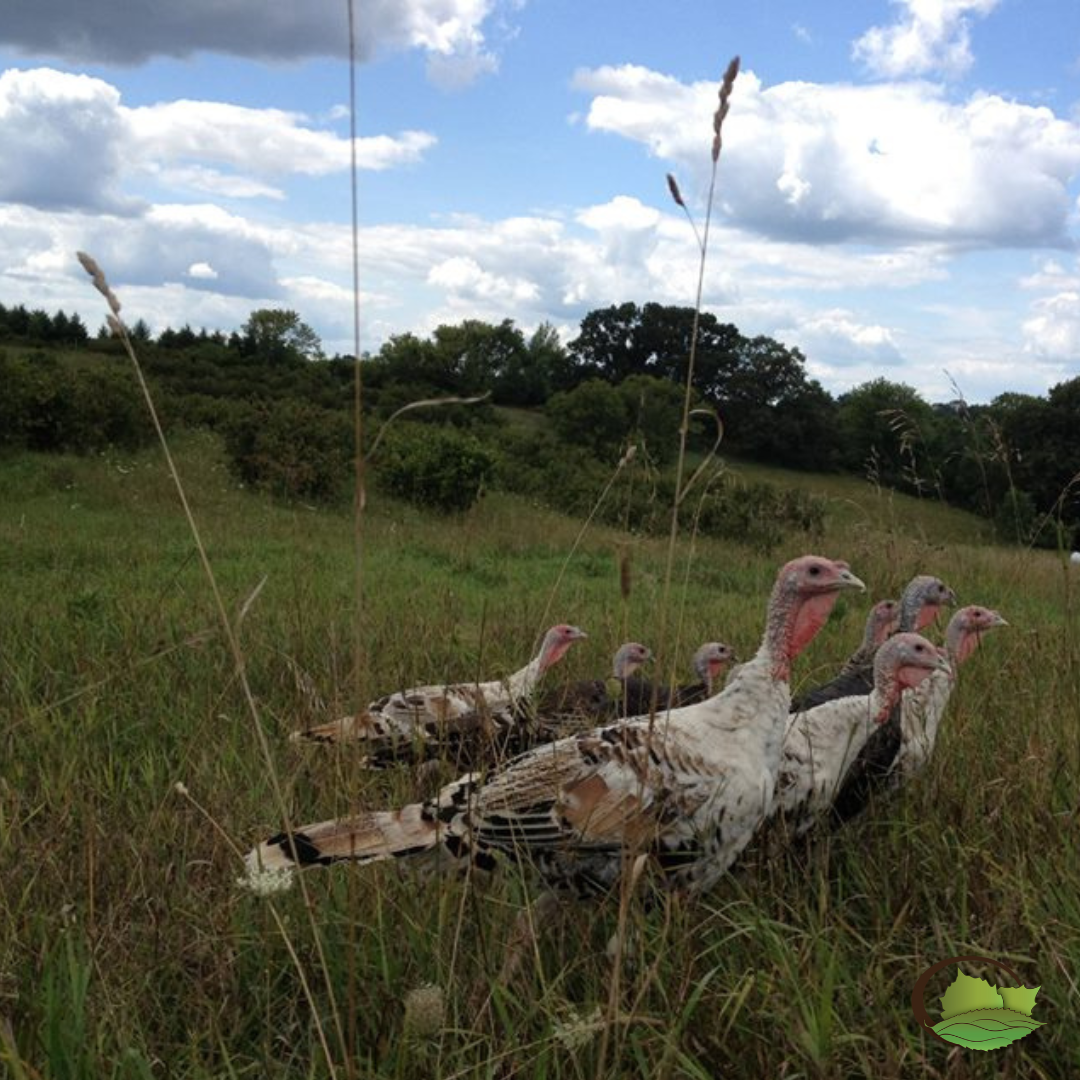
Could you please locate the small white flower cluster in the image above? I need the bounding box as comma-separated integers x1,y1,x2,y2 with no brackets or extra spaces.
551,1005,604,1052
238,851,296,897
403,982,446,1037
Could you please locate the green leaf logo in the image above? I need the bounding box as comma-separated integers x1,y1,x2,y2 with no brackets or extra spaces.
923,966,1043,1052
999,984,1041,1015
939,970,1002,1017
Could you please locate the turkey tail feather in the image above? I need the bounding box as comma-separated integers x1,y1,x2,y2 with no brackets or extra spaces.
252,803,438,870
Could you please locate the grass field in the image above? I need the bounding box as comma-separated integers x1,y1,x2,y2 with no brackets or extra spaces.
1,429,1077,1079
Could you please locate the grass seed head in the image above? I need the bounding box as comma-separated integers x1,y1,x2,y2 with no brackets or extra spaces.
712,55,741,163
666,172,686,208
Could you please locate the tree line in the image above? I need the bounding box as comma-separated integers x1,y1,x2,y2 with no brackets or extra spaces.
0,299,1076,546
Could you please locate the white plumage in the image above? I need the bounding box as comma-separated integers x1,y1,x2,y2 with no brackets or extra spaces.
289,623,586,748
773,632,950,837
893,604,1007,782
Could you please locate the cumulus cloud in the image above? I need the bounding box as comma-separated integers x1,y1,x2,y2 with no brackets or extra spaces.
126,101,435,177
792,309,905,368
0,68,436,213
1022,291,1080,361
1,0,507,82
853,0,1000,80
573,64,1080,249
428,255,539,303
0,68,136,212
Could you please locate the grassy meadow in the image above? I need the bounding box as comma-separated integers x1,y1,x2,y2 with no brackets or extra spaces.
1,428,1078,1079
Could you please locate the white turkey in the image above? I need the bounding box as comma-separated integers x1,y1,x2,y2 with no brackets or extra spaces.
892,604,1007,782
248,556,864,899
288,623,586,749
771,632,950,838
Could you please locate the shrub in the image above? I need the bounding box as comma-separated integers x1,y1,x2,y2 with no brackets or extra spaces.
374,422,495,514
0,351,154,453
222,400,352,502
547,379,630,462
489,428,824,551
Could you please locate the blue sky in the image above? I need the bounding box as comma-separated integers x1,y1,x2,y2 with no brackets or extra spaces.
2,0,1080,402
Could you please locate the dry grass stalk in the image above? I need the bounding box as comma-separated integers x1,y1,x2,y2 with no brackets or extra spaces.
75,250,347,1079
652,56,739,718
619,549,632,601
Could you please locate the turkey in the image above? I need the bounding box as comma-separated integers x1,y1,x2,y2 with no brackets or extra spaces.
616,640,738,717
533,641,653,722
289,623,587,748
892,605,1007,783
668,641,739,707
343,641,651,771
247,555,864,900
837,599,900,676
771,632,950,838
790,574,955,712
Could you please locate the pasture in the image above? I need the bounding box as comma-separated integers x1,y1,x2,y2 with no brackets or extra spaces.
1,430,1077,1078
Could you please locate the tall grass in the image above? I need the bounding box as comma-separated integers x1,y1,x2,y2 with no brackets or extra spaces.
1,433,1077,1078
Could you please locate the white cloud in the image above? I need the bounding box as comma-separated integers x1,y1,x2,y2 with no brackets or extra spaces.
0,68,135,212
0,67,436,214
427,255,539,303
769,308,909,395
1022,291,1080,360
798,309,903,362
127,101,436,176
186,262,218,280
1019,259,1080,292
853,0,1001,80
152,166,285,200
573,64,1080,249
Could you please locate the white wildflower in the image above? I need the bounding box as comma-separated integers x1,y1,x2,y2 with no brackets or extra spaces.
238,851,296,897
552,1005,603,1052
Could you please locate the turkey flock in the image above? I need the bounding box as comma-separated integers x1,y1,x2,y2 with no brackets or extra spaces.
247,555,1006,916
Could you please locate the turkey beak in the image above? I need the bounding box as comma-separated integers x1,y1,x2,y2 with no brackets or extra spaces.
569,627,588,640
834,568,866,593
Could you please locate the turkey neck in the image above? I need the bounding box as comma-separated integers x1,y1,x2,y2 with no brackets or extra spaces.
506,635,563,698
